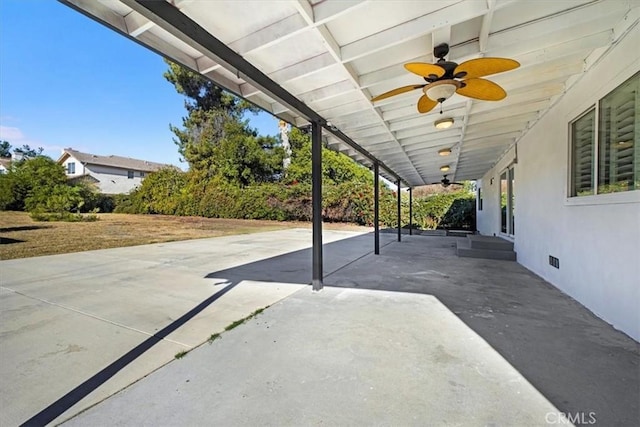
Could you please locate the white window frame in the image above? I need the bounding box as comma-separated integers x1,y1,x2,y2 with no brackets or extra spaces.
566,68,639,206
569,107,596,197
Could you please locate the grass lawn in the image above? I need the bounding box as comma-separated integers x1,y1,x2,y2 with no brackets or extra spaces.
0,211,369,260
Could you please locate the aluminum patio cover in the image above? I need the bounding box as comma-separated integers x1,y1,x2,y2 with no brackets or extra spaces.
60,0,638,186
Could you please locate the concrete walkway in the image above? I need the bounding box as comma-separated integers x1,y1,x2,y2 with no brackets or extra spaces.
2,231,638,426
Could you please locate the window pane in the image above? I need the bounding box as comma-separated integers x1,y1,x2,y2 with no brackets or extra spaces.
571,109,595,196
598,72,639,194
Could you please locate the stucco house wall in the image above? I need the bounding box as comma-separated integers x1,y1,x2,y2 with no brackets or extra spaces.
59,156,86,177
476,25,640,341
84,164,146,194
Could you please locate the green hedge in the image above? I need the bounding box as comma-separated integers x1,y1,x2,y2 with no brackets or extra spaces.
120,168,475,230
412,192,476,230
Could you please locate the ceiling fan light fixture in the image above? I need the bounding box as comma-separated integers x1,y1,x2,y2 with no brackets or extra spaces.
438,148,452,156
434,118,454,130
440,165,450,172
424,79,460,102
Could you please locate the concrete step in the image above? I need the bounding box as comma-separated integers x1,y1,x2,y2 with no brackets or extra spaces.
456,239,517,261
446,230,475,237
467,235,514,251
416,229,447,236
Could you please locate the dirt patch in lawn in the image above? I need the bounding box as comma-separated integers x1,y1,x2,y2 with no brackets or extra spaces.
0,212,371,260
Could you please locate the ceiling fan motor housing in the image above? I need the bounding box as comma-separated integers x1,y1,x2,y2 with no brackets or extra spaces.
433,43,449,59
435,61,458,78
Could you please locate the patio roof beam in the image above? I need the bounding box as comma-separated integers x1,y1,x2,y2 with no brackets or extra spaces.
312,121,323,291
374,162,380,255
409,187,413,236
124,10,154,37
396,178,402,242
478,0,496,53
452,100,473,179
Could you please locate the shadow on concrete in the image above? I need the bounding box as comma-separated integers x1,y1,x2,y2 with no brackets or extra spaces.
205,231,393,285
327,236,639,426
207,234,638,426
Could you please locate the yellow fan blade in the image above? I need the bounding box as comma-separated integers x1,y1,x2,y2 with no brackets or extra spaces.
457,78,507,101
417,95,437,113
454,57,520,79
371,84,424,102
404,63,445,78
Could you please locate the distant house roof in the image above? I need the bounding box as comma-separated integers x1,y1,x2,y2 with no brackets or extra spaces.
58,148,171,172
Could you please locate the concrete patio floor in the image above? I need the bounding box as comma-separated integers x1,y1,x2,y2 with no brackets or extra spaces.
1,231,638,426
0,229,390,426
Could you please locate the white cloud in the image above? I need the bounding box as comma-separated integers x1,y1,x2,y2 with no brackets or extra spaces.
0,126,25,141
0,125,64,157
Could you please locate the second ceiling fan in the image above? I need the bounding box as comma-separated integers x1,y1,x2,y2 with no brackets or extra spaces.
371,43,520,113
432,175,464,187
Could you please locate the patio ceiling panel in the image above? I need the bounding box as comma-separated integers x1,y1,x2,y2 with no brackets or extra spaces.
281,64,351,97
63,0,639,186
403,136,462,153
347,125,388,139
298,90,364,115
394,125,460,142
348,36,432,78
316,99,371,119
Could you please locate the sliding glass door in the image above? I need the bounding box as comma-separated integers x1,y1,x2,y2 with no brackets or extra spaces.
500,166,515,236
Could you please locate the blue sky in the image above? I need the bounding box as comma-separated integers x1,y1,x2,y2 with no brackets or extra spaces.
0,0,280,168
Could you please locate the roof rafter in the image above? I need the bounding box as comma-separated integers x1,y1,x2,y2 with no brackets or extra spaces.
292,0,425,184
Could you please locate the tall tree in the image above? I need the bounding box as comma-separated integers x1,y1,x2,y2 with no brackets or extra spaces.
211,122,283,186
0,141,11,158
165,61,262,170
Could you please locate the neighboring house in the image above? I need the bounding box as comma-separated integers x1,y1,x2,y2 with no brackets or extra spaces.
0,157,10,174
57,148,171,194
